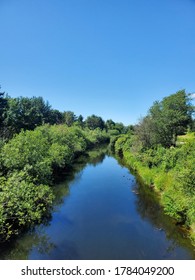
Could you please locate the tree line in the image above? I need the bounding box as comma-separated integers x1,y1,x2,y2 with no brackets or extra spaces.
0,87,130,140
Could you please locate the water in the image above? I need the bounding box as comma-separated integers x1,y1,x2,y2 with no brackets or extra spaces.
0,148,195,259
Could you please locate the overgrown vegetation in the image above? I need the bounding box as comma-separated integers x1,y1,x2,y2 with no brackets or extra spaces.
0,86,121,242
112,90,195,244
0,124,110,241
0,87,127,140
0,86,195,246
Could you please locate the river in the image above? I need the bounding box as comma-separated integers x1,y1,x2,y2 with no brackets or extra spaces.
0,147,195,259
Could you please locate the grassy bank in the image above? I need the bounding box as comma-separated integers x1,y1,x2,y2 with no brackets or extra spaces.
112,133,195,245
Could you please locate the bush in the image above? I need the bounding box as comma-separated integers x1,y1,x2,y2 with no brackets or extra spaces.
0,171,53,241
0,124,110,241
114,133,195,244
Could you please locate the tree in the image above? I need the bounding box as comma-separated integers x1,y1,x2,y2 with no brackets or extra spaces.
105,119,115,130
63,111,77,126
75,114,84,127
154,90,193,146
47,109,63,125
114,122,126,134
3,96,53,137
85,114,105,130
135,116,156,148
135,90,194,148
0,87,7,136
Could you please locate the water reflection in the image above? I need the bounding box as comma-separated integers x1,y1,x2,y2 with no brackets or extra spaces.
0,227,54,259
0,146,108,259
112,156,195,259
0,146,195,259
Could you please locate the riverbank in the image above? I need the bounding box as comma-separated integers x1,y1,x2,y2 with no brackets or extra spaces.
1,150,195,259
112,134,195,246
0,124,110,242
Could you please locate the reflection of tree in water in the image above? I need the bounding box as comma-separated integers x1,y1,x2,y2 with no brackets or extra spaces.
0,145,108,260
85,144,108,166
87,151,106,166
53,145,108,206
0,227,55,260
133,176,195,258
1,225,81,260
116,155,195,258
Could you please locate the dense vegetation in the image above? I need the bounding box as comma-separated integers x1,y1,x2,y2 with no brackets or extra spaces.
0,87,195,247
0,124,111,241
112,90,195,244
0,87,122,242
0,87,128,140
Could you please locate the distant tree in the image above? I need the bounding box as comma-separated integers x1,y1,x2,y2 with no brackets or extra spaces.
3,96,52,137
0,87,7,126
75,114,84,127
134,116,156,148
135,90,194,148
63,111,77,126
151,90,193,146
114,122,126,134
126,124,135,134
105,119,115,130
48,109,63,125
85,114,105,130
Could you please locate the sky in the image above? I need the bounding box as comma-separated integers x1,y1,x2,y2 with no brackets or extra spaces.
0,0,195,125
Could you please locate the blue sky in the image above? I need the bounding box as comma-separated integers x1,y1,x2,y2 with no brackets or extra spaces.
0,0,195,125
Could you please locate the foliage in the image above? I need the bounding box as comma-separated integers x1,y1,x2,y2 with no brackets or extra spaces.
3,96,53,136
112,89,195,244
0,89,8,136
114,135,129,155
135,90,194,148
0,171,53,242
0,123,110,241
113,132,195,244
63,111,77,127
85,114,105,130
0,87,113,242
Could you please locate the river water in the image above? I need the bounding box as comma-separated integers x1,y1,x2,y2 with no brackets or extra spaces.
0,148,195,259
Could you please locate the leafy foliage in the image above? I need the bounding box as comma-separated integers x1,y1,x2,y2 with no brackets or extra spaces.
0,123,110,241
135,90,194,148
114,133,195,243
85,114,105,130
112,90,195,244
0,172,53,241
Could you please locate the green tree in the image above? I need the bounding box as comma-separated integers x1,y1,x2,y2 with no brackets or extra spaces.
0,87,8,138
136,90,194,148
105,119,115,130
74,114,84,127
135,116,156,148
85,114,105,130
3,96,53,137
47,109,63,125
152,90,193,145
63,111,77,126
114,122,126,134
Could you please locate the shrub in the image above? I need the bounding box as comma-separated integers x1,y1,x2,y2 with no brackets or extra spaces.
0,171,53,241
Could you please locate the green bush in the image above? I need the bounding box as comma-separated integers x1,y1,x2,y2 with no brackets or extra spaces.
0,171,53,241
0,124,110,241
115,133,195,244
115,135,129,155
